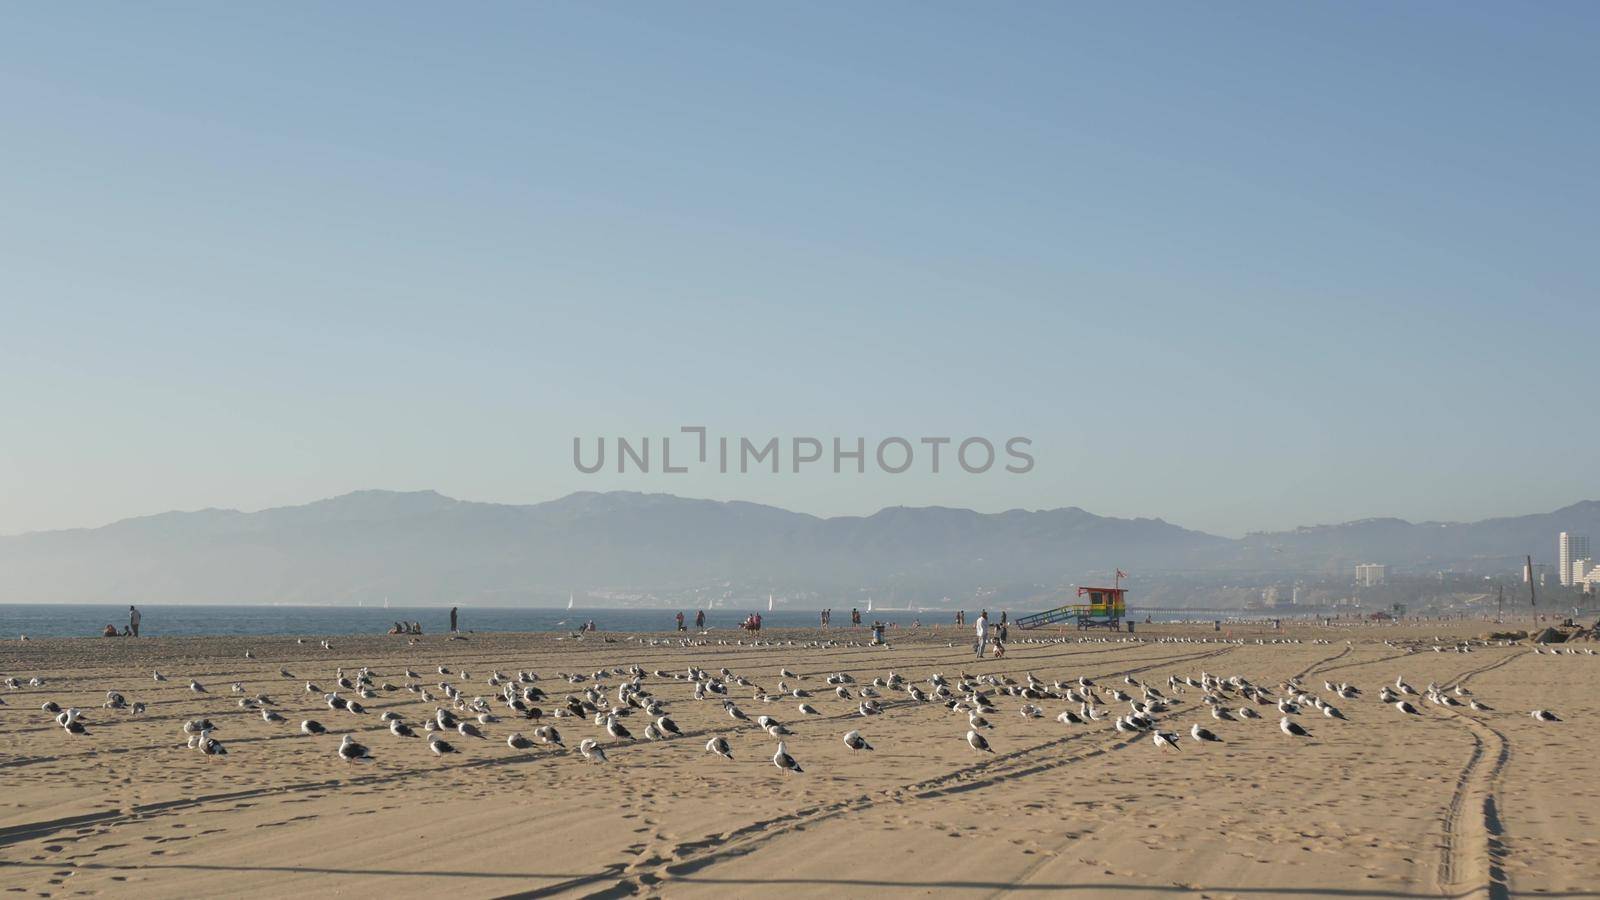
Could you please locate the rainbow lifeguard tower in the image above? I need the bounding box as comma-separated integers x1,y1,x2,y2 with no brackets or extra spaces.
1016,585,1128,632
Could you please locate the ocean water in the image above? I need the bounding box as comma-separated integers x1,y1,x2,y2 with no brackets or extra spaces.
0,604,964,639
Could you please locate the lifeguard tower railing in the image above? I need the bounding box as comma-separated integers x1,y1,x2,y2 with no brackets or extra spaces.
1016,586,1127,631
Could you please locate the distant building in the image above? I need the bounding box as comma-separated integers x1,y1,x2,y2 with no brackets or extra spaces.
1559,533,1589,586
1355,563,1387,587
1573,557,1594,586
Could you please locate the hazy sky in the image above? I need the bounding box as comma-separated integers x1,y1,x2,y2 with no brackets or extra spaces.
3,4,1598,538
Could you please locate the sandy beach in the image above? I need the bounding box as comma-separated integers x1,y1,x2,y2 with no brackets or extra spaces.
2,620,1596,899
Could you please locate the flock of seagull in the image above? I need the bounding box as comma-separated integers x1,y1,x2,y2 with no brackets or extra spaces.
4,631,1579,779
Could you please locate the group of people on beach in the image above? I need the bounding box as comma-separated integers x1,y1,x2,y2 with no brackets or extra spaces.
388,621,424,635
972,609,1009,658
674,610,708,631
100,605,141,638
817,608,868,627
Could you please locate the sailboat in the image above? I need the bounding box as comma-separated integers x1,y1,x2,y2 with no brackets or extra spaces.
567,592,575,611
767,594,774,612
866,597,873,613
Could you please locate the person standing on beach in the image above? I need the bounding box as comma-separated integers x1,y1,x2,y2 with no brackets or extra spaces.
676,611,685,632
974,610,988,659
450,606,459,633
695,609,705,629
128,605,141,637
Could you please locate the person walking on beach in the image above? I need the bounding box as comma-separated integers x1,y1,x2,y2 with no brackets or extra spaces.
449,606,459,633
695,609,705,629
676,611,686,632
128,605,141,637
974,610,988,659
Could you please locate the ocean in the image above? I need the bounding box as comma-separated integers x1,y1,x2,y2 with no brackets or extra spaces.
0,603,1271,639
0,604,964,639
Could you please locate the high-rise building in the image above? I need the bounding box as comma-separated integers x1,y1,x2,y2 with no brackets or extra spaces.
1559,533,1590,586
1355,563,1387,586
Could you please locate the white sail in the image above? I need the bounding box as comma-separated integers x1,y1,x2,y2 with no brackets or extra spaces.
866,597,872,612
767,594,774,612
567,592,575,610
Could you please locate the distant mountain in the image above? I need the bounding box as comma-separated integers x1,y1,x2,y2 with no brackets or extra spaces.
1231,501,1600,575
1,490,1595,605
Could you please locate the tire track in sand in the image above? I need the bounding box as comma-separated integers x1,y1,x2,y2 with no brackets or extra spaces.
1432,650,1520,900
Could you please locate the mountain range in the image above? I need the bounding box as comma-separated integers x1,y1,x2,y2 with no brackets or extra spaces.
2,490,1597,606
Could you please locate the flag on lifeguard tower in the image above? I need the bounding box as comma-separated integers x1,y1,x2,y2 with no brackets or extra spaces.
1114,569,1128,588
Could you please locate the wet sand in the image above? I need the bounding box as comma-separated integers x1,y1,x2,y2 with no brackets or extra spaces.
1,620,1596,898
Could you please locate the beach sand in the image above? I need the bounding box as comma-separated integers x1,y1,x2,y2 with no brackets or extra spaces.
2,621,1596,898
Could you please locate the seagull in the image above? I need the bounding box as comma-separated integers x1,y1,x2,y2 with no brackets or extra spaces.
1237,706,1261,719
197,731,226,756
1531,709,1561,722
507,732,535,750
1395,701,1421,715
772,741,803,774
390,720,417,737
578,738,607,763
261,709,286,724
458,722,485,739
1153,730,1181,751
1190,723,1223,743
843,730,873,752
656,715,682,736
534,725,563,746
153,671,167,682
1280,716,1312,738
706,735,734,759
189,680,207,694
427,734,458,755
338,735,372,762
301,720,326,735
966,730,993,753
604,716,632,740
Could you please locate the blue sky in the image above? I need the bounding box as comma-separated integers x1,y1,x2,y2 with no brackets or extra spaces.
2,3,1596,537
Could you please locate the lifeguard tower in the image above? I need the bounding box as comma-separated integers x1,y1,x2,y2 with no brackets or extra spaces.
1016,583,1129,632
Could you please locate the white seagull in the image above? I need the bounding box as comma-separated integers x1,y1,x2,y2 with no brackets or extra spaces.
772,741,803,774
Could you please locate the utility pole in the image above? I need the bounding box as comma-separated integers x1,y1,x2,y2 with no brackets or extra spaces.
1496,583,1504,624
1527,554,1538,622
